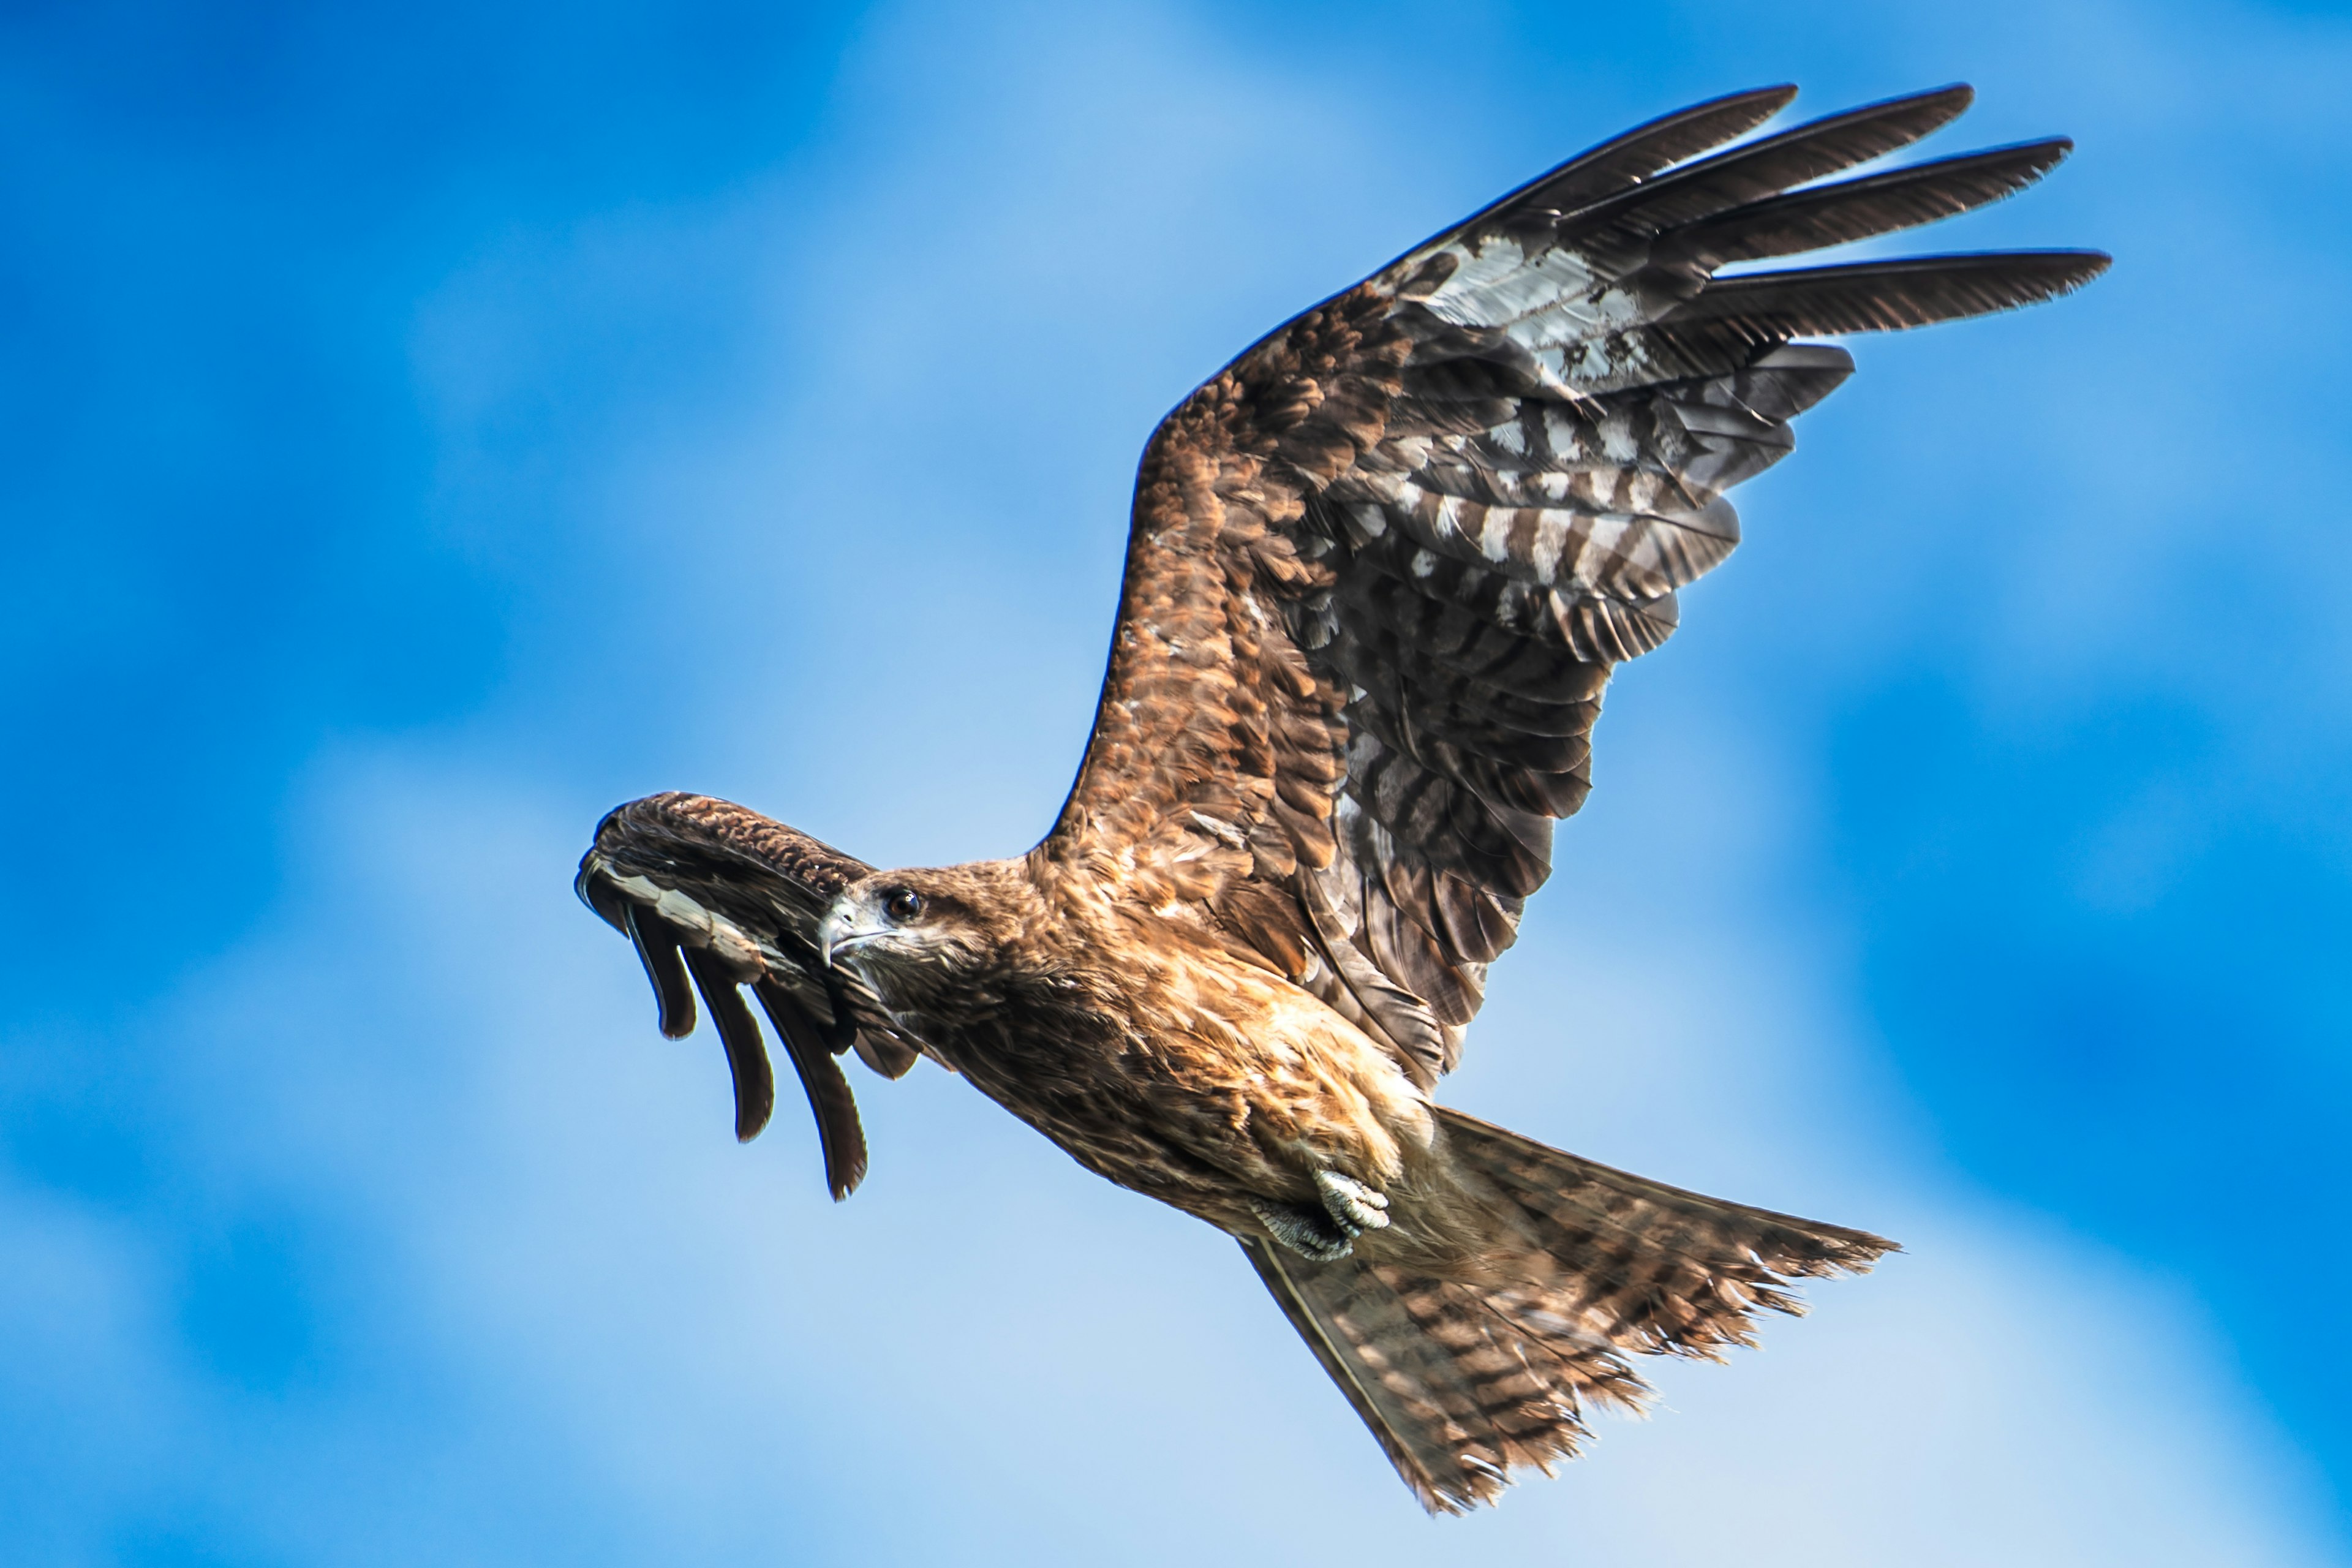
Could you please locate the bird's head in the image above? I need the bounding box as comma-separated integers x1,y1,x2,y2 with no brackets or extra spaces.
819,861,1038,1005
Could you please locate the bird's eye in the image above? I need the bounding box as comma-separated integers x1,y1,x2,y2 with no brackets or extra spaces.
883,887,925,922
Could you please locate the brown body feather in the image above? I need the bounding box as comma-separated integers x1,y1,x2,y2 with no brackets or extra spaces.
574,85,2101,1510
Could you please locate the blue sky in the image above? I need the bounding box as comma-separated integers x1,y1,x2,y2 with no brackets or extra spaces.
4,1,2349,1562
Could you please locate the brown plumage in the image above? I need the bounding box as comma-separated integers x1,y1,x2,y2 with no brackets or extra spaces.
574,85,2105,1512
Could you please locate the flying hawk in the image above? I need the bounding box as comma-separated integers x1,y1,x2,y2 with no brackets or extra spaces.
576,84,2103,1512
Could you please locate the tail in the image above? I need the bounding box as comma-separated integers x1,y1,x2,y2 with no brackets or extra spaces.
1241,1109,1895,1514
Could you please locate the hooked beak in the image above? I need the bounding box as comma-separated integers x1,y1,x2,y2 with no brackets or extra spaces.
817,903,888,970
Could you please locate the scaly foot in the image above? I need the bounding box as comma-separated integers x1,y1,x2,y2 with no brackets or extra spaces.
1248,1197,1355,1262
1314,1169,1391,1235
1250,1169,1393,1262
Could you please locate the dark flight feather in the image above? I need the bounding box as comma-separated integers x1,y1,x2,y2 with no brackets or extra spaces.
1664,138,2073,267
1481,85,1799,227
680,943,777,1144
755,979,870,1199
1558,85,1978,251
624,902,696,1041
1672,250,2113,336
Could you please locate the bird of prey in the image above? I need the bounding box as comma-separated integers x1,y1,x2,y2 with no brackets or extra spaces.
576,84,2103,1512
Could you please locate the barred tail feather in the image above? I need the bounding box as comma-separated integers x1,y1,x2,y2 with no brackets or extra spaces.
1241,1235,1647,1513
1436,1108,1896,1360
1243,1110,1894,1513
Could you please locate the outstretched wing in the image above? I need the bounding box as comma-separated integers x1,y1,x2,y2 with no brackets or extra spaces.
577,792,922,1199
1034,85,2105,1085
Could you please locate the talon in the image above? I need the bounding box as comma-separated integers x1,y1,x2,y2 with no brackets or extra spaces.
1249,1197,1354,1262
1314,1169,1392,1234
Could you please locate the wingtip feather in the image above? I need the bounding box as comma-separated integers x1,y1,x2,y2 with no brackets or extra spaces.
755,978,872,1200
680,945,777,1144
624,902,698,1040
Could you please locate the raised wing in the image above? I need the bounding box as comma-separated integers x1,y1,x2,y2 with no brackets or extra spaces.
1035,85,2105,1085
577,792,922,1199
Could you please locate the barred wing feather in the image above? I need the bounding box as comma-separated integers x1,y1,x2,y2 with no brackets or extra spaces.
1037,85,2107,1085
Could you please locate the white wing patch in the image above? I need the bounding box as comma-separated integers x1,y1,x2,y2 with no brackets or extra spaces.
600,863,774,978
